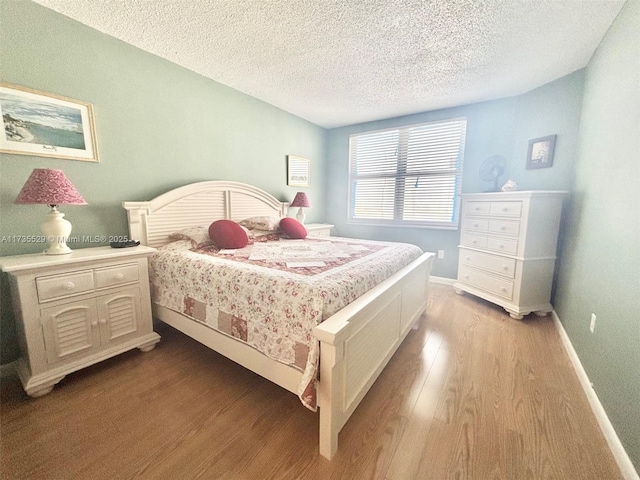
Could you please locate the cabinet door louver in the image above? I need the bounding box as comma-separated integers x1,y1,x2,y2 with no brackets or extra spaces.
99,291,140,342
42,304,97,364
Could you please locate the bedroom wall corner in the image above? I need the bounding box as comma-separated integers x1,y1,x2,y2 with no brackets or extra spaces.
552,0,640,472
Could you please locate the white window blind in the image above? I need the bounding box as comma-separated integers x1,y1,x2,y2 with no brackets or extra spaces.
348,118,467,229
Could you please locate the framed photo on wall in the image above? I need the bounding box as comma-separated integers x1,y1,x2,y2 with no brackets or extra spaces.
526,135,556,169
0,83,99,162
287,155,310,187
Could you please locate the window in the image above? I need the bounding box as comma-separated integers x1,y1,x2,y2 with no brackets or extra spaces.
348,118,467,229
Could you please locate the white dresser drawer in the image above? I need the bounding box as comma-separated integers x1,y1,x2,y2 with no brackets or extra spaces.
460,249,516,278
489,201,522,217
94,263,139,289
487,237,519,255
458,266,514,300
36,270,95,302
464,218,490,232
464,201,490,216
460,233,488,249
489,219,520,236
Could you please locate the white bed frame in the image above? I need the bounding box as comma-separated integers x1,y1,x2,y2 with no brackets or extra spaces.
123,181,434,459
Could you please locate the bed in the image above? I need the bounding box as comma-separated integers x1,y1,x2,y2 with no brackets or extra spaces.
123,181,434,459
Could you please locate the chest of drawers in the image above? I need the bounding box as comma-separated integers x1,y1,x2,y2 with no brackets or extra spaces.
453,191,566,319
0,246,160,397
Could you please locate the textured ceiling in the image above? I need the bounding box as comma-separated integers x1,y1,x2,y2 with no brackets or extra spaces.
33,0,625,128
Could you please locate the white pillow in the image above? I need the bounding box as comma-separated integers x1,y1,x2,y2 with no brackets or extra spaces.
167,226,211,246
239,216,280,231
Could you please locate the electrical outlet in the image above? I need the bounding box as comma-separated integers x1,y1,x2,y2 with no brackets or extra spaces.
437,250,445,259
590,313,596,333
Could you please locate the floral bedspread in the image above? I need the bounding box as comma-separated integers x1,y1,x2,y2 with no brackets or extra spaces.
149,236,423,411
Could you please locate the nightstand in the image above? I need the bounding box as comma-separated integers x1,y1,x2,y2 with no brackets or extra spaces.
304,223,335,236
0,246,160,397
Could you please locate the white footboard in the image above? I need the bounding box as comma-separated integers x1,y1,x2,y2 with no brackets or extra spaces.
314,252,434,459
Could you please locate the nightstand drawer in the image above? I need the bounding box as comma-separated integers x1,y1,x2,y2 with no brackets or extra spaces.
36,270,94,302
458,266,514,300
489,201,522,217
95,263,139,289
460,249,516,278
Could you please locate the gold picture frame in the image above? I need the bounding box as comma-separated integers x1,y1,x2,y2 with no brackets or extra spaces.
0,83,98,162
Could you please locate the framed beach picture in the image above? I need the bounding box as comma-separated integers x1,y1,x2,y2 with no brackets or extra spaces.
0,83,98,162
287,155,310,187
526,135,556,169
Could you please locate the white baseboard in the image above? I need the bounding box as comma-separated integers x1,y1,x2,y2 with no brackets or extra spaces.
0,361,16,380
429,275,456,285
551,310,639,479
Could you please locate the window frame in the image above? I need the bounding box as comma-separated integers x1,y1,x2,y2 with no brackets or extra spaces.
347,117,467,230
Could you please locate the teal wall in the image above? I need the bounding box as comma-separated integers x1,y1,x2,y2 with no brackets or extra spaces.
0,1,326,363
326,71,585,278
554,0,640,470
1,0,638,470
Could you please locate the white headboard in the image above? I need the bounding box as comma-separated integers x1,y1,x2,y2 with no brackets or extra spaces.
123,181,288,248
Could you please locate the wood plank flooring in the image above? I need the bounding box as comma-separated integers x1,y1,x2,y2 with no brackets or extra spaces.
0,284,624,479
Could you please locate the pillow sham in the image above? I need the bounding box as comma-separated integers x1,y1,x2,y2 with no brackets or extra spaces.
208,220,249,249
168,226,212,247
239,215,280,231
279,217,307,239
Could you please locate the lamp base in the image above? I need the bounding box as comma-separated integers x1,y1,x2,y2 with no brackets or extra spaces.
296,208,306,225
41,208,73,255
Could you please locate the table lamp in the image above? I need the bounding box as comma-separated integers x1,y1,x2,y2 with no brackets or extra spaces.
290,192,311,224
15,168,87,255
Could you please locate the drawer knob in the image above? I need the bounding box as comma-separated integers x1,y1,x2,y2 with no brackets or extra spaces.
500,226,506,231
472,240,477,244
503,266,509,270
114,273,125,280
499,244,504,249
501,287,507,292
464,275,469,279
466,257,471,261
63,282,75,291
91,320,98,327
99,318,107,325
502,207,508,212
473,223,479,228
474,207,480,211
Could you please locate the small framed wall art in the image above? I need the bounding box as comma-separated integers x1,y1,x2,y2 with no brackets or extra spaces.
0,83,99,162
287,155,310,187
526,134,556,169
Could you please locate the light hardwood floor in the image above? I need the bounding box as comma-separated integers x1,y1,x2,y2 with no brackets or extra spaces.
0,284,624,479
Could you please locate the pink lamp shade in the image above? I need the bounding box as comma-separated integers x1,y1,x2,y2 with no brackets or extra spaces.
290,192,311,224
290,192,311,208
15,169,87,255
15,168,87,206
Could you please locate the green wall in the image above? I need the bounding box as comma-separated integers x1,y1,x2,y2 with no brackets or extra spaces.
326,71,585,278
0,1,326,362
554,0,640,470
1,0,637,470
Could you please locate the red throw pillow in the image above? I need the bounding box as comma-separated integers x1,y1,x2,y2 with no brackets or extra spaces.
279,217,307,239
208,220,249,249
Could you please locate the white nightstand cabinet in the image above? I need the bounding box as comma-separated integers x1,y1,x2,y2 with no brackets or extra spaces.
453,191,567,319
304,223,334,236
0,246,160,397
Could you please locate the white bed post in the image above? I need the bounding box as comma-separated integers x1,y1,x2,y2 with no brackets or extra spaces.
318,340,344,459
122,202,150,245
